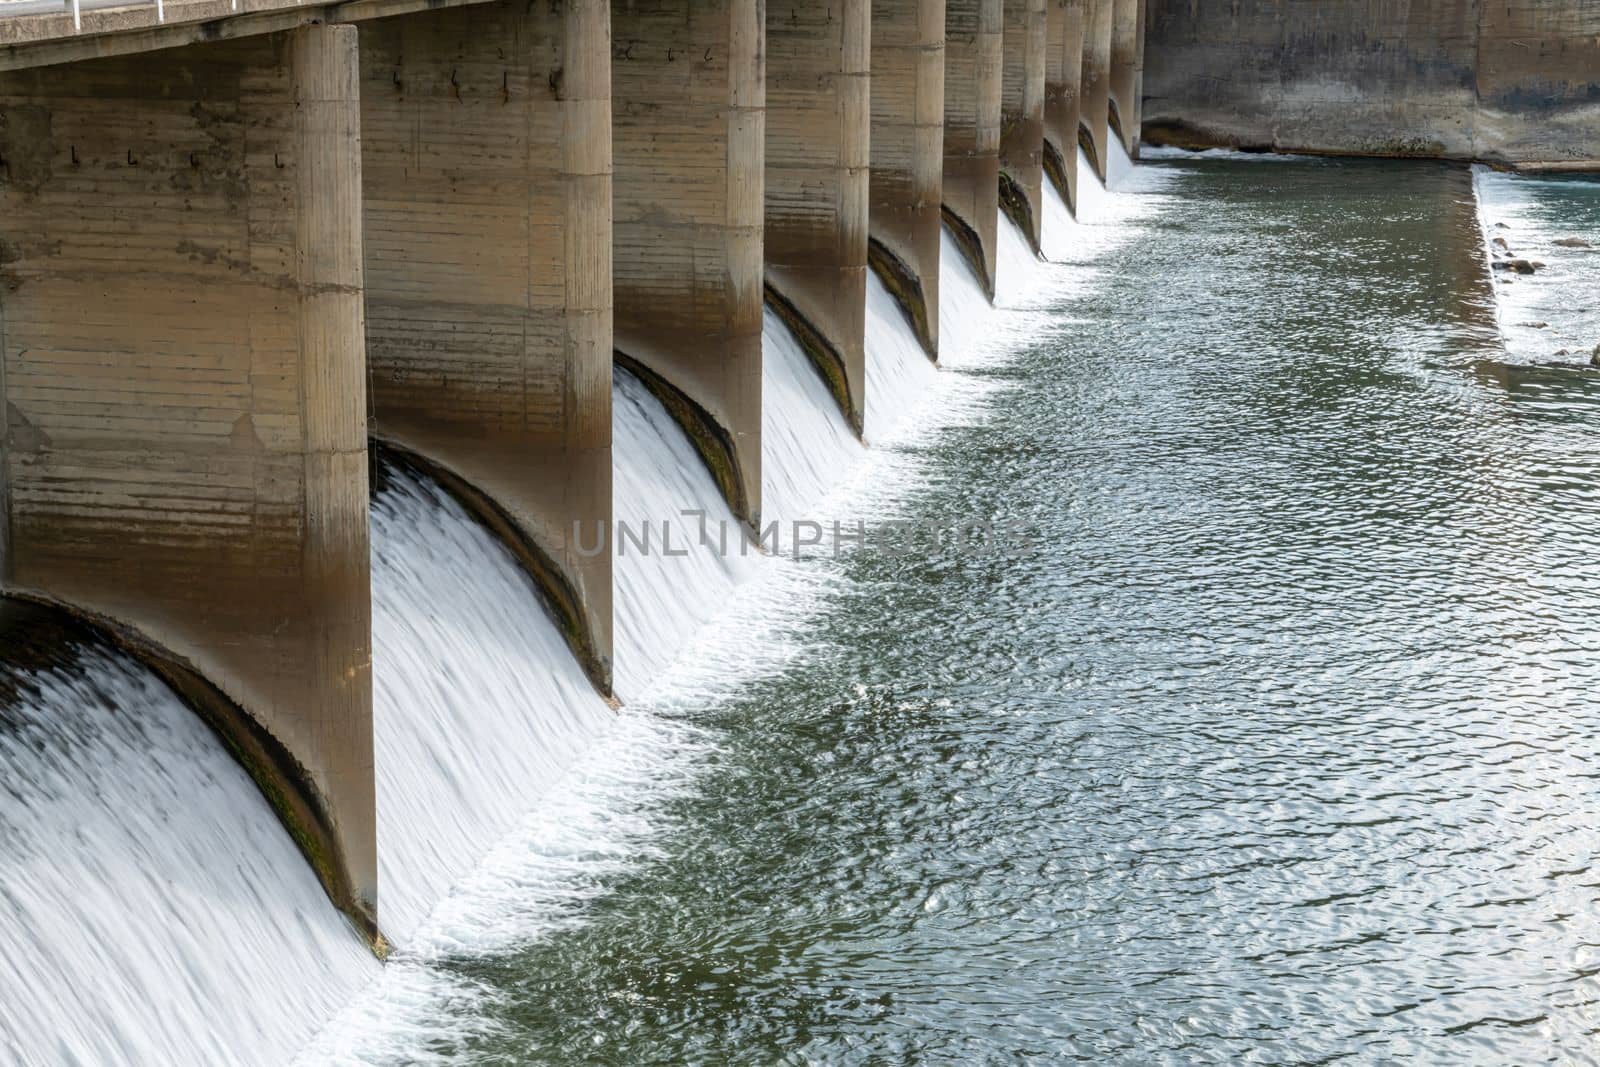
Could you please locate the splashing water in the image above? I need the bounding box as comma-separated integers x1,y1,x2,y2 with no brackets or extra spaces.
0,645,376,1067
864,270,940,444
370,463,616,949
1473,165,1600,365
760,307,864,529
612,369,764,702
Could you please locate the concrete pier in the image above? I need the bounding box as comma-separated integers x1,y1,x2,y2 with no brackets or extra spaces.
612,0,765,528
1107,0,1143,156
1000,0,1046,252
1043,0,1085,211
358,0,615,692
0,27,377,939
765,0,870,436
869,0,944,360
943,0,1002,298
1078,0,1112,181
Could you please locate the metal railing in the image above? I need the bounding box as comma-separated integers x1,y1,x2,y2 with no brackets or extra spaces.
0,0,245,31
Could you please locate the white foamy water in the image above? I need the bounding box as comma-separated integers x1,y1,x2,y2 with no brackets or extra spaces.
864,270,940,443
1107,133,1135,189
1472,165,1600,364
613,369,765,701
0,648,376,1067
761,307,865,529
1138,145,1317,164
370,465,615,948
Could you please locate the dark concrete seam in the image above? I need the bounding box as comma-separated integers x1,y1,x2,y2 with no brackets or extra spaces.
368,438,615,703
612,351,755,535
762,282,864,439
940,203,995,301
0,590,388,957
866,236,939,364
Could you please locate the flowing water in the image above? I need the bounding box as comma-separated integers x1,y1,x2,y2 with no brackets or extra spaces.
340,157,1600,1063
1473,167,1600,365
8,145,1600,1066
0,608,376,1066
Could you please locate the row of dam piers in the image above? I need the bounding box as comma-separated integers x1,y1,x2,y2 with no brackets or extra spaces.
0,0,1149,947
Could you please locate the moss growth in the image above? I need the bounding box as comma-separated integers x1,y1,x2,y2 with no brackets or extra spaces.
613,352,754,532
998,171,1041,257
866,238,938,363
940,205,995,300
763,283,862,437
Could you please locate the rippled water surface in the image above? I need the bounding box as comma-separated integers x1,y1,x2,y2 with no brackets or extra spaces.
418,160,1600,1063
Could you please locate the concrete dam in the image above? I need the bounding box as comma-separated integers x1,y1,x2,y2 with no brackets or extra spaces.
1,0,1598,1062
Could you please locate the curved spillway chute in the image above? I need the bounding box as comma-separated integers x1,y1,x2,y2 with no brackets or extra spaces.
941,203,998,302
763,282,866,439
612,350,756,539
867,235,941,364
0,593,383,953
367,439,614,702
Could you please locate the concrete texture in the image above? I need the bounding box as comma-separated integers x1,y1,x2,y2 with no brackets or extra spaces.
0,27,377,940
869,0,944,360
765,0,870,436
1078,0,1112,180
1108,0,1143,155
1143,0,1600,167
612,0,765,528
944,0,1002,298
358,0,615,693
1000,0,1046,252
1044,0,1084,211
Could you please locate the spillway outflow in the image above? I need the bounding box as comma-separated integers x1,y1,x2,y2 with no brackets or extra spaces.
1472,165,1600,364
612,369,766,701
0,646,376,1067
371,463,615,947
760,308,865,528
864,270,940,443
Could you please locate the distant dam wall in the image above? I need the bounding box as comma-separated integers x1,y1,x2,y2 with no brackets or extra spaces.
1142,0,1600,168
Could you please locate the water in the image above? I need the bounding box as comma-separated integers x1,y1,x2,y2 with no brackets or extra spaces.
613,368,764,701
366,157,1600,1063
1473,166,1600,365
0,622,376,1066
863,270,938,443
760,308,864,529
369,464,616,947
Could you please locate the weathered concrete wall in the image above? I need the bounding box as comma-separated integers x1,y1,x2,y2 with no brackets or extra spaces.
1044,0,1084,211
1000,0,1046,252
612,0,765,527
869,0,944,360
1107,0,1143,155
0,27,377,938
358,0,614,693
765,0,869,436
1078,0,1112,180
1143,0,1600,167
944,0,1002,298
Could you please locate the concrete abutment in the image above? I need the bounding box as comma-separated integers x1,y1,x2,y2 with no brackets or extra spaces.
611,0,765,529
942,0,1002,297
0,25,378,942
765,0,870,436
869,0,944,360
357,0,615,694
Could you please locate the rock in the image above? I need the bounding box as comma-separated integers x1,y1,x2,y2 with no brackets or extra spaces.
1554,237,1594,249
1592,343,1600,367
1492,237,1509,249
1518,321,1549,329
1555,349,1570,357
1495,222,1510,229
1494,258,1539,275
